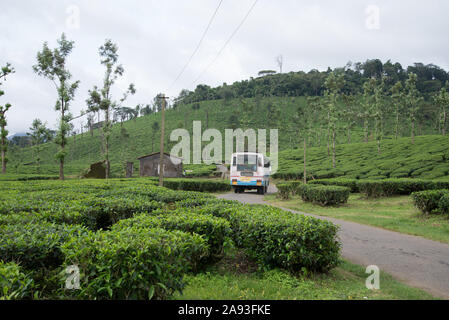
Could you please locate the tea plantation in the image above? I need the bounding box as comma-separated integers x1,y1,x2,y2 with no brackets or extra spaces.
274,135,449,180
0,179,340,300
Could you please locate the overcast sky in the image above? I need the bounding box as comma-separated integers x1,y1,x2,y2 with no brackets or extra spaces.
1,0,449,135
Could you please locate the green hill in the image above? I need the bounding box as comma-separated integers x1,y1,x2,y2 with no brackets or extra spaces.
274,135,449,181
6,96,445,178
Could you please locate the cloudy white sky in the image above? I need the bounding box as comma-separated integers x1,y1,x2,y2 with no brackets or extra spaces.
1,0,448,135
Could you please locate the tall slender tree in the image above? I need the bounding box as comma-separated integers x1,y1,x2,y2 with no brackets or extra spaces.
86,39,135,179
435,82,449,136
390,81,404,139
0,63,14,174
360,78,376,143
405,73,423,144
324,72,345,168
33,34,79,180
27,119,51,173
373,78,385,153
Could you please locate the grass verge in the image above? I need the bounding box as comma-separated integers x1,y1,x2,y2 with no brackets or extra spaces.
174,249,436,300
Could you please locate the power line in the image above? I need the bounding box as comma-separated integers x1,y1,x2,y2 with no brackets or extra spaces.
169,0,224,91
190,0,259,88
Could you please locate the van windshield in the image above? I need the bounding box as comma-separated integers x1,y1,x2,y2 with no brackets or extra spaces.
235,154,258,172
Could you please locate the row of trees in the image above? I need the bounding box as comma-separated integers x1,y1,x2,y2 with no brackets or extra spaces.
177,59,449,107
294,71,449,182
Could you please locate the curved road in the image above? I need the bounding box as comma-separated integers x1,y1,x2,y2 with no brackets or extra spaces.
218,184,449,299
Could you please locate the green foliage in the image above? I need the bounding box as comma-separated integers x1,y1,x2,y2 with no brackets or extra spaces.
358,179,449,198
62,227,208,300
114,210,232,264
411,190,449,214
309,178,359,193
186,201,341,272
0,222,87,271
274,135,449,180
0,179,341,299
277,182,350,206
0,261,35,300
161,178,231,192
438,194,449,214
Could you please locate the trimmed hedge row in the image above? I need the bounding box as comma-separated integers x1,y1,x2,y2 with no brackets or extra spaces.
299,184,350,206
113,210,232,263
181,201,341,272
62,227,208,300
0,261,35,300
411,189,449,214
276,182,350,206
358,179,449,198
0,222,88,271
280,178,449,198
160,179,231,193
308,178,359,193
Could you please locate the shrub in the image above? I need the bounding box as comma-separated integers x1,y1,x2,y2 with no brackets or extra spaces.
0,222,87,271
411,190,449,214
162,179,231,193
298,184,350,206
113,211,232,263
276,183,293,200
438,193,449,214
231,205,340,272
0,261,35,300
61,227,209,300
358,179,449,198
309,178,359,193
77,197,162,230
191,202,341,272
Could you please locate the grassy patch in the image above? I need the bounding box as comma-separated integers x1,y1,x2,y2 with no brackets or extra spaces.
265,194,449,244
175,250,436,300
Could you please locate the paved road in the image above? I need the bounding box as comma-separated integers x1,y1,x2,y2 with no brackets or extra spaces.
218,184,449,299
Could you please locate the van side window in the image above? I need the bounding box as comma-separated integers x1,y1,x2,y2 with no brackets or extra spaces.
232,157,236,166
264,158,270,168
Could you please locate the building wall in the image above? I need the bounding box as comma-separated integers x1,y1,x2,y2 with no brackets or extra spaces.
139,154,182,178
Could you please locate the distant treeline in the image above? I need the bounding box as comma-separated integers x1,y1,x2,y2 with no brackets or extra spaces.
175,59,448,105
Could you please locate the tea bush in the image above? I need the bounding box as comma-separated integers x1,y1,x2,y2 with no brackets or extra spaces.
438,194,449,214
113,211,232,263
62,227,209,300
0,222,87,271
358,179,449,198
185,202,341,272
0,261,35,300
411,190,449,214
276,182,350,206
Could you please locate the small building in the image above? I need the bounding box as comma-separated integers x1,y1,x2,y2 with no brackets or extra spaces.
138,152,183,178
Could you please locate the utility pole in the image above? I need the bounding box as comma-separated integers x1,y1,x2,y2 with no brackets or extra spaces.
158,95,168,186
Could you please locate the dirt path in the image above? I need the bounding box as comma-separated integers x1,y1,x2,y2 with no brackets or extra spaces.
218,184,449,299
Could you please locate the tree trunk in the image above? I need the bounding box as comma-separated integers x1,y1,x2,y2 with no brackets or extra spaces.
1,149,5,174
395,108,399,139
105,108,110,179
332,129,336,168
443,110,446,136
1,126,5,174
60,104,65,180
303,137,307,184
411,120,415,144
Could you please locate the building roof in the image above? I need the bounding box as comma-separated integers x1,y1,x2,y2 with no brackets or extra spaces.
137,152,183,160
